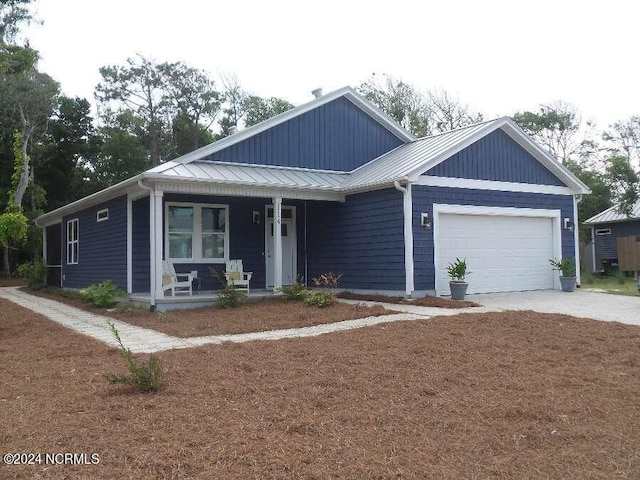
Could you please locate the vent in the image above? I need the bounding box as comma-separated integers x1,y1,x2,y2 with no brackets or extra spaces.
311,88,323,99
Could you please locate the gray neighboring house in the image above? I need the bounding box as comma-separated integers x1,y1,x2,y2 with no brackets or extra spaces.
584,201,640,272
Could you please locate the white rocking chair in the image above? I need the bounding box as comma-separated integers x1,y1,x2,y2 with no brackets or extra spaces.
224,259,253,293
162,261,195,296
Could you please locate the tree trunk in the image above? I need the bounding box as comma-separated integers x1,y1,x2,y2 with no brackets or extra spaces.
3,245,10,277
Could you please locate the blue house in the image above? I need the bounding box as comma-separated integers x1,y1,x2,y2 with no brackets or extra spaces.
584,201,640,272
35,86,589,308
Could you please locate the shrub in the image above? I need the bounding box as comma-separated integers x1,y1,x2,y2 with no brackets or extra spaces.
446,258,469,282
312,272,342,289
280,279,308,301
104,321,163,393
304,290,335,308
217,285,246,308
549,257,576,277
17,260,46,289
81,280,123,308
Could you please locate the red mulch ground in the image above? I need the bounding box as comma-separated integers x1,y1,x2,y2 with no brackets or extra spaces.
338,291,480,308
25,288,393,337
1,296,639,479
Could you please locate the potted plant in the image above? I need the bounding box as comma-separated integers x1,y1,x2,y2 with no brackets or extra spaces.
446,258,469,300
549,257,576,292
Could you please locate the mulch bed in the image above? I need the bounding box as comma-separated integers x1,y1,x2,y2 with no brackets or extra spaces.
0,278,25,287
338,291,480,308
2,298,640,479
24,288,392,337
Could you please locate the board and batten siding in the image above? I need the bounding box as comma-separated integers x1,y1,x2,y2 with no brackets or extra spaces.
426,129,566,186
306,188,405,291
203,97,404,171
412,186,576,291
62,195,127,290
132,196,150,293
593,221,640,269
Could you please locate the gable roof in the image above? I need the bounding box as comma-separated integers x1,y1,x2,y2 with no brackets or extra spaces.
344,117,591,193
149,86,416,174
584,201,640,225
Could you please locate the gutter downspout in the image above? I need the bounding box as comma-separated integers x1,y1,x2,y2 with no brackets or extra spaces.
138,180,156,310
573,194,582,287
394,180,415,297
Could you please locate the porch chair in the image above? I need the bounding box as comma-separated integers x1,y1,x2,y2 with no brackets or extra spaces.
224,259,253,293
161,260,195,296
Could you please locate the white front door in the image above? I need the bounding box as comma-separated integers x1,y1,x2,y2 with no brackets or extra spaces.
265,206,296,287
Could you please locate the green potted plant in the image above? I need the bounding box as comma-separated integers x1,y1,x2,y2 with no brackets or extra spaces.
446,258,469,300
549,257,576,292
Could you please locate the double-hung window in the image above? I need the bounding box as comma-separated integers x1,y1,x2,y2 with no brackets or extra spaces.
166,203,228,263
67,218,79,264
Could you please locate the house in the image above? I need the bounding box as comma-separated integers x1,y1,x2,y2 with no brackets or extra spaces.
584,201,640,273
35,86,590,309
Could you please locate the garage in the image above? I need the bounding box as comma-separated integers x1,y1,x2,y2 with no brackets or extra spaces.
434,205,561,296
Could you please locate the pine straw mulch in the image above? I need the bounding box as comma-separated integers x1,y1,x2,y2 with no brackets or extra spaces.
23,288,392,337
337,291,480,308
2,298,640,479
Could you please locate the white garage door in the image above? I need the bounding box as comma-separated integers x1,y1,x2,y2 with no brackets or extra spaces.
436,212,556,295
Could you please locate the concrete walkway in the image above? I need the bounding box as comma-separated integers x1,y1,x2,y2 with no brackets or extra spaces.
0,287,429,354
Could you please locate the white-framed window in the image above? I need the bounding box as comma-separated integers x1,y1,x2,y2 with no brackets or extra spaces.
96,208,109,222
165,202,229,263
595,228,611,235
67,218,79,264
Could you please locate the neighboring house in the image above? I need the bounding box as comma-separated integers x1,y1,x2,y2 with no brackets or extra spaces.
584,201,640,272
35,86,590,308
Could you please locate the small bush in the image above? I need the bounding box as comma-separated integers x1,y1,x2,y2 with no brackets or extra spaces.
312,272,342,289
280,279,308,301
81,280,123,308
304,290,335,308
17,260,46,289
104,321,162,393
217,285,246,308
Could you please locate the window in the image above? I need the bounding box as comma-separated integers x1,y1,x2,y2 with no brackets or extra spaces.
166,203,228,262
596,228,611,235
67,218,79,264
96,208,109,222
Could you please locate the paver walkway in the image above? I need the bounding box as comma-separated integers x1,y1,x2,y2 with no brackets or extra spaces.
0,287,441,354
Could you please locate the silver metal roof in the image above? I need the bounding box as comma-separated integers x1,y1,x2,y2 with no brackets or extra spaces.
584,201,640,224
154,161,347,190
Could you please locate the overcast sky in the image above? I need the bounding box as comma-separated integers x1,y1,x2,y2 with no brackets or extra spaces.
23,0,639,129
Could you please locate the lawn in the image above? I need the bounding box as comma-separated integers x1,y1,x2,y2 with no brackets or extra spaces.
2,298,639,479
582,273,640,296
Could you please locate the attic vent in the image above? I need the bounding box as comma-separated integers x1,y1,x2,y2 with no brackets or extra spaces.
311,88,323,99
228,125,237,135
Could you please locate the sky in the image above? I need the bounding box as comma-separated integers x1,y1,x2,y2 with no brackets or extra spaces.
22,0,640,129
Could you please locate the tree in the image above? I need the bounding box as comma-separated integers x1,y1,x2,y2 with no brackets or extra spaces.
0,0,34,44
218,72,249,136
243,95,294,128
605,155,639,216
95,55,172,166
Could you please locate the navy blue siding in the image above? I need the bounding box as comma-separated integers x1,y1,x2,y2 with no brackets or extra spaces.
412,186,576,291
132,197,150,293
593,221,640,270
204,97,404,171
306,188,405,290
62,196,127,290
426,129,565,186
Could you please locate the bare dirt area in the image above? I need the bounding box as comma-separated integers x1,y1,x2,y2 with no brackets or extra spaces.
2,298,640,479
23,288,392,337
0,278,25,287
338,291,480,308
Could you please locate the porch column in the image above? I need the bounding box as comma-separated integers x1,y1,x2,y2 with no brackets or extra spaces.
273,196,283,292
153,190,165,299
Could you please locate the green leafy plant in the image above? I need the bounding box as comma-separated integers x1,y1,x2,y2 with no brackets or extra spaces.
80,280,123,308
210,267,246,308
304,290,335,308
549,257,576,277
279,277,308,301
17,260,46,289
446,258,469,282
104,322,162,393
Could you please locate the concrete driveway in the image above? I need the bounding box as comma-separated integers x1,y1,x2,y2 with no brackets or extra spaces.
466,289,640,326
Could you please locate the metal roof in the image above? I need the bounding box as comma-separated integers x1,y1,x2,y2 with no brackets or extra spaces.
152,161,347,190
584,201,640,224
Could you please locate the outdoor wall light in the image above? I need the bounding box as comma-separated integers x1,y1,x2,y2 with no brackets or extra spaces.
421,212,431,229
253,211,261,224
563,217,573,231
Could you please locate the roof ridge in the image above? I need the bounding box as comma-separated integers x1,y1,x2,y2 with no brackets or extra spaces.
412,116,508,142
192,160,349,176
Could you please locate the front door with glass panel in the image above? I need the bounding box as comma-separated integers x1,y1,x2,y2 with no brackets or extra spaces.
265,206,296,287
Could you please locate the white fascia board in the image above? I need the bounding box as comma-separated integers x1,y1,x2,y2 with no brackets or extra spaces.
165,86,413,168
416,176,575,195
